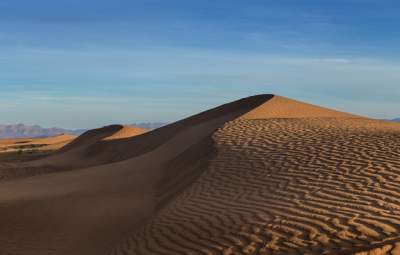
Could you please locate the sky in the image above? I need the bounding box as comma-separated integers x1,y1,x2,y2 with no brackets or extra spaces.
1,0,400,129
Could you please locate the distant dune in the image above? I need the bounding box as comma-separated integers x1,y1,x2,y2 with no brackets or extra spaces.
0,133,75,151
0,95,399,255
0,133,76,161
132,122,166,130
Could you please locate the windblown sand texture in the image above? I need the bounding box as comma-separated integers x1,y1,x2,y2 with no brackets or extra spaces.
0,95,400,255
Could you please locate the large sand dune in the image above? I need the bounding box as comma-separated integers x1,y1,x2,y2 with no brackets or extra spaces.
0,95,399,255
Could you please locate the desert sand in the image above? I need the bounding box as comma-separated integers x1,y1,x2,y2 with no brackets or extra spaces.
0,133,75,151
0,95,399,255
0,134,76,162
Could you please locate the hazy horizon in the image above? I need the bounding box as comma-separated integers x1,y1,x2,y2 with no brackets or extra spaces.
1,0,400,129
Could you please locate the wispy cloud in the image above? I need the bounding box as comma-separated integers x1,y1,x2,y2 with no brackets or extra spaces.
1,46,400,122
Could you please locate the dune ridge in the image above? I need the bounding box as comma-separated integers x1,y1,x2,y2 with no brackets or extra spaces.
29,95,272,170
0,94,399,255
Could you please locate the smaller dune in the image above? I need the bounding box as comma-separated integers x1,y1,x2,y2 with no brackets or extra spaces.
33,125,149,169
102,125,147,141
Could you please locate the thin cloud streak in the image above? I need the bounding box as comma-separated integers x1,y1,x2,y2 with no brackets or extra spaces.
1,46,399,126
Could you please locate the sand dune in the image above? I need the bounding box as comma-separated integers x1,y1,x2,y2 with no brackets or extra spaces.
0,125,148,180
0,94,400,255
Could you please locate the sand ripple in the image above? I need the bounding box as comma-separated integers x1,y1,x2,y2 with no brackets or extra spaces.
115,118,400,255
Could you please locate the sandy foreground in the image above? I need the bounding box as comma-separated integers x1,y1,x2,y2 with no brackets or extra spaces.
0,95,400,255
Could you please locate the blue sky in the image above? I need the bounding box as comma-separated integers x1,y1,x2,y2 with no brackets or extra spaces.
1,0,399,128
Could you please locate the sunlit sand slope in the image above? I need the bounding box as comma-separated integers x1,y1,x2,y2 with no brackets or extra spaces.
0,134,76,163
0,134,75,152
241,95,359,119
114,105,400,255
103,125,147,140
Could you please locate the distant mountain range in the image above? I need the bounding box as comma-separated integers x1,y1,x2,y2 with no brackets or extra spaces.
392,118,400,122
132,122,166,130
0,123,166,138
0,124,85,138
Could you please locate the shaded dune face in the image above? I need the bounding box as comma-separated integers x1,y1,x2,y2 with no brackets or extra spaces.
1,94,400,255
